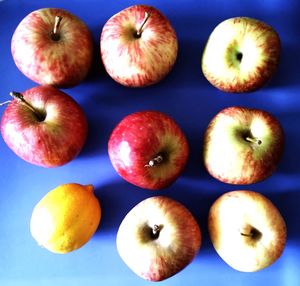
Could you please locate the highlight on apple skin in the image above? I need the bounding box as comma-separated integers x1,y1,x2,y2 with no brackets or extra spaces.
100,4,178,87
208,190,287,272
1,86,88,167
203,106,284,185
108,110,189,190
201,17,281,93
11,8,94,88
116,196,202,281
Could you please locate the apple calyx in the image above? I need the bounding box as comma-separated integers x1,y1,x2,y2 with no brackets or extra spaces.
236,51,243,63
150,224,163,240
134,12,151,38
10,91,46,122
51,16,63,41
145,153,165,167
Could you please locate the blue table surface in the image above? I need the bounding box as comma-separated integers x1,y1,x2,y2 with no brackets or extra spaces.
0,0,299,285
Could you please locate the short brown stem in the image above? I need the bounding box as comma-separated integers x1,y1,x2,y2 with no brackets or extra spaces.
245,136,262,145
10,91,45,121
151,224,162,239
240,226,262,240
135,12,151,38
51,16,62,41
145,154,164,167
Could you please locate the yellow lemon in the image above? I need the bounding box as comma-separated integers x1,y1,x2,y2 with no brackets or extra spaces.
30,183,101,254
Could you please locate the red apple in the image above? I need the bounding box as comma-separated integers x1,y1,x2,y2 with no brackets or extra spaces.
1,86,88,167
208,190,287,272
108,111,189,190
11,8,93,88
117,196,201,281
100,4,178,87
202,17,280,92
203,106,284,184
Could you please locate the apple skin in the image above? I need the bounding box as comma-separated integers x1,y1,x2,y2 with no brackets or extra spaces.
1,86,88,167
202,17,280,92
208,190,287,272
11,8,93,88
116,196,201,281
108,111,189,190
203,106,284,184
100,4,178,87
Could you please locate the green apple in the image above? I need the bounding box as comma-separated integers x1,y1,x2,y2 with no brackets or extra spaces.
202,17,280,92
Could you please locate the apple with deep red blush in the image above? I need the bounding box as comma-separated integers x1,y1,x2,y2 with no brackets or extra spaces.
203,106,284,184
100,5,178,87
11,8,93,88
117,196,201,281
108,111,189,190
1,86,88,167
202,17,281,92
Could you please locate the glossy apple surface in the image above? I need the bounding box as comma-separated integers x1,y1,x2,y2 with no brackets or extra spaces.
117,196,201,281
208,190,287,272
202,17,280,92
1,86,88,167
100,4,178,87
11,8,93,88
108,111,189,190
203,106,284,184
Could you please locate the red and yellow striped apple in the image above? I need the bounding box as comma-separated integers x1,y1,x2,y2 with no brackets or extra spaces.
11,8,93,88
100,5,178,87
1,86,88,167
203,106,284,184
202,17,280,92
117,196,201,281
208,190,287,272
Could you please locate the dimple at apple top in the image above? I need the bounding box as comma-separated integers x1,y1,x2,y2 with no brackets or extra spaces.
0,0,300,286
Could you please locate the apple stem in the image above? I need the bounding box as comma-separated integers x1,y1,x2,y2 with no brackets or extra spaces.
10,91,45,121
240,226,261,240
51,16,62,41
0,100,12,106
145,154,164,167
152,224,161,239
245,137,262,145
135,12,151,38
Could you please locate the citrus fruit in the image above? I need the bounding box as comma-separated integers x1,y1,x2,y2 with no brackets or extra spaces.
30,183,101,254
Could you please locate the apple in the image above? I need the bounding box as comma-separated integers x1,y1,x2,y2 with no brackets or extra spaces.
100,4,178,87
11,8,93,88
116,196,201,281
201,17,280,92
108,111,189,190
1,85,88,167
208,190,287,272
203,106,284,184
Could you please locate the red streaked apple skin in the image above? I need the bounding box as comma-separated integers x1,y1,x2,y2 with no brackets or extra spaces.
202,17,280,92
203,106,284,184
208,190,287,272
11,8,93,88
1,86,88,167
108,111,189,190
100,5,178,87
116,196,201,281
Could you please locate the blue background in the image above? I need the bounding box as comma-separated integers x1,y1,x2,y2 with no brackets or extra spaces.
0,0,299,285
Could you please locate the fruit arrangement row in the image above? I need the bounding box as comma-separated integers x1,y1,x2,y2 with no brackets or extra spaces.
0,4,287,282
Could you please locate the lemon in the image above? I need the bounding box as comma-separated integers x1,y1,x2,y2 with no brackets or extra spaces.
30,183,101,254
